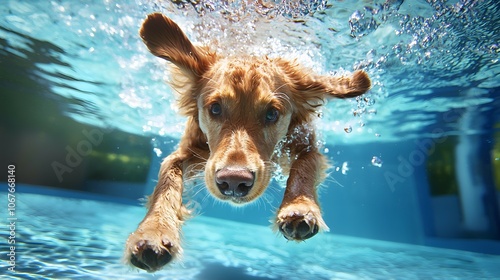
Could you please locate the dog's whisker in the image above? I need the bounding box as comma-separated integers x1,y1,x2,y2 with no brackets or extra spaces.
185,162,207,173
272,91,293,111
187,148,208,161
183,176,204,187
185,170,204,179
192,186,207,198
272,82,289,94
323,172,345,189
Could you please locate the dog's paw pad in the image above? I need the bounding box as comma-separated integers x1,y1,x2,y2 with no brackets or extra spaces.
278,212,320,241
130,240,173,272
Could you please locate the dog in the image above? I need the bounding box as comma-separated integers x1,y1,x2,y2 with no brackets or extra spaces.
125,13,371,272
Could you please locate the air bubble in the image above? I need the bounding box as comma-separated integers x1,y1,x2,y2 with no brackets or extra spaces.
153,148,162,157
272,163,288,187
371,156,383,167
341,162,349,175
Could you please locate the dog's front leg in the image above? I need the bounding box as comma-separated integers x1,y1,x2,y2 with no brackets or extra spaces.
275,148,330,241
124,150,189,272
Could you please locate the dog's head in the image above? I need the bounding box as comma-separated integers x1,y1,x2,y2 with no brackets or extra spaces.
140,13,371,205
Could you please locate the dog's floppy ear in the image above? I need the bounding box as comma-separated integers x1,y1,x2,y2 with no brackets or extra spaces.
139,13,215,78
276,59,371,123
319,70,371,99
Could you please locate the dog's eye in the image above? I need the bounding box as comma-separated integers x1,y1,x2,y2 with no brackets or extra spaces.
210,103,222,117
265,108,279,124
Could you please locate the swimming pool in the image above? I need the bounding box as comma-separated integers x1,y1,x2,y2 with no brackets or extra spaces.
1,185,499,279
1,0,499,279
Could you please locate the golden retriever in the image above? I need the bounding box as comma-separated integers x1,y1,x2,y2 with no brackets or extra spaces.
125,13,371,272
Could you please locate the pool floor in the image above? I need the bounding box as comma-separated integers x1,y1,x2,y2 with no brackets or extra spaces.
2,191,500,279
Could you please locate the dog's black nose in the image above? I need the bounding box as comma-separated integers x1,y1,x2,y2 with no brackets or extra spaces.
215,167,255,197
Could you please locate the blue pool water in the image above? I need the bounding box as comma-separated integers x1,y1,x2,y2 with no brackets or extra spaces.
1,186,500,279
2,0,498,140
1,0,500,279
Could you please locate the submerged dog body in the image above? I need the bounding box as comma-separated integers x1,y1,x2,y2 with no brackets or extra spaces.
125,13,371,272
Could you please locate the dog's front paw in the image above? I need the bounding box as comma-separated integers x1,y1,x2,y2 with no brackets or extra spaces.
124,225,181,272
275,197,329,241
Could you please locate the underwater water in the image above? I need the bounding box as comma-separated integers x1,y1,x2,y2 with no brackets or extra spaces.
1,188,500,279
2,0,498,141
2,0,500,279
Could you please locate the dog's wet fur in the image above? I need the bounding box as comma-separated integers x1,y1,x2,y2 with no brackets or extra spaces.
124,13,371,272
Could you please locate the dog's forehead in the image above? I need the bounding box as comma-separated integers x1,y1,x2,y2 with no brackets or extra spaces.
203,57,286,104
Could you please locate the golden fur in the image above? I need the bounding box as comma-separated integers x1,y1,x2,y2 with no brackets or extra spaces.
125,13,371,272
